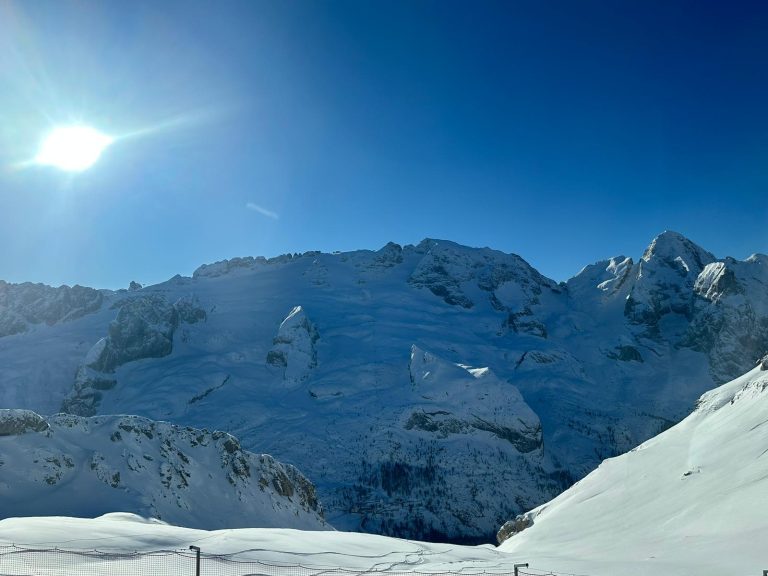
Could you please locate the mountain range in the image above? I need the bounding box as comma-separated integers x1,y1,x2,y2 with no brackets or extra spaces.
1,231,766,542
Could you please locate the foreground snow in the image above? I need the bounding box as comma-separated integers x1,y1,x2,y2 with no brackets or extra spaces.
500,362,768,576
0,514,524,573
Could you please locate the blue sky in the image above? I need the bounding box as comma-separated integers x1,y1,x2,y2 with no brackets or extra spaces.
0,0,766,288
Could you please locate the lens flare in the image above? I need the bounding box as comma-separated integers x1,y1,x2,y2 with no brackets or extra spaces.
35,125,113,172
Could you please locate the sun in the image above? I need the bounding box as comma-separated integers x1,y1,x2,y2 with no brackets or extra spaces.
35,125,114,172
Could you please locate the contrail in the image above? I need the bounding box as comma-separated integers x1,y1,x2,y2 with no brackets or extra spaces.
246,202,279,220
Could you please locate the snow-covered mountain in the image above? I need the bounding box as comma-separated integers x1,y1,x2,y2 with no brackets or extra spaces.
0,232,767,542
0,410,328,530
497,355,768,576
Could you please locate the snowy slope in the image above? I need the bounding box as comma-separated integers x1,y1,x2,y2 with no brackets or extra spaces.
0,514,524,573
0,410,328,531
1,233,768,542
499,358,768,576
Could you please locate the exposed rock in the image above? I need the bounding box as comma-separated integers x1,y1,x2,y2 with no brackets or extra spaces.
0,409,49,436
0,281,103,337
408,239,558,314
607,345,643,363
193,257,259,278
405,410,469,437
503,307,548,338
372,242,404,268
174,296,207,324
497,514,534,544
62,295,207,416
408,240,477,308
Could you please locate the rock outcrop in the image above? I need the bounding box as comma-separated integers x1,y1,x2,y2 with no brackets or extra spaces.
0,281,103,337
0,409,50,436
496,514,534,544
61,295,206,416
0,411,328,530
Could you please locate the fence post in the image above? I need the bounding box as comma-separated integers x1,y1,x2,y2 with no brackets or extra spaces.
513,563,528,576
189,545,201,576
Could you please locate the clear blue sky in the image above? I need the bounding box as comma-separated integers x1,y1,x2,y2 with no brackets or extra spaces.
0,0,766,288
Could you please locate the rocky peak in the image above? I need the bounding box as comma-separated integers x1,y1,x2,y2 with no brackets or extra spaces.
408,239,558,312
641,231,715,270
625,232,716,331
373,242,404,267
567,256,634,301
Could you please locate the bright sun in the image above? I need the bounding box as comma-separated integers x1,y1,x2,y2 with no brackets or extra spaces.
35,125,114,172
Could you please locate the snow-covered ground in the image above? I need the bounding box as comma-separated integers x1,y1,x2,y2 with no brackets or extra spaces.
0,514,526,574
499,361,768,576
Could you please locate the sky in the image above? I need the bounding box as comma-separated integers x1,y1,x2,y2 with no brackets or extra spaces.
0,0,766,289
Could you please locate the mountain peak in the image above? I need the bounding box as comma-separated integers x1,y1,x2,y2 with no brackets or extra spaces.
642,231,715,268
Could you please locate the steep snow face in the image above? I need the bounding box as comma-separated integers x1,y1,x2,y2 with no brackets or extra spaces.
408,346,542,453
2,234,768,542
499,359,768,576
0,410,328,531
266,306,319,386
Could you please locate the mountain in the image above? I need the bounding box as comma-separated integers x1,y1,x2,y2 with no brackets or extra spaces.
0,409,328,530
0,232,767,542
497,355,768,576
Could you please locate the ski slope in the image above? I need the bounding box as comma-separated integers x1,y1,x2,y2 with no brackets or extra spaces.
499,360,768,576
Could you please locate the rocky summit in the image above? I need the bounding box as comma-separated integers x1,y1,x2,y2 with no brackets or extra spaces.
0,232,766,542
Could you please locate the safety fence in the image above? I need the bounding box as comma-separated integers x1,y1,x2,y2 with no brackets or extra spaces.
0,544,602,576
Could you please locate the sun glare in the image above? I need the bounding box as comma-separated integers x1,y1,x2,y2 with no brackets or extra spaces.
35,125,114,172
